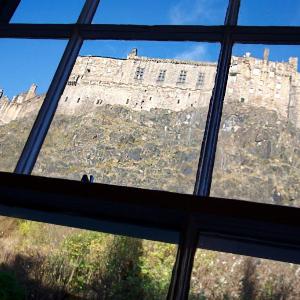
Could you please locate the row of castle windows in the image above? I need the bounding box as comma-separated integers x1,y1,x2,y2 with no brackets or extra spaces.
134,67,205,86
64,96,194,106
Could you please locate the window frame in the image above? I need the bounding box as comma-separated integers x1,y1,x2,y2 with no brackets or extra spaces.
134,66,145,80
197,72,205,87
177,70,187,84
1,0,300,299
157,69,167,82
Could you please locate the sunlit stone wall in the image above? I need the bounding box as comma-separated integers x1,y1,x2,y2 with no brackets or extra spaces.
1,48,300,127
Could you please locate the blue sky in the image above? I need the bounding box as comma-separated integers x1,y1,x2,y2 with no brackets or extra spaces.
1,0,300,98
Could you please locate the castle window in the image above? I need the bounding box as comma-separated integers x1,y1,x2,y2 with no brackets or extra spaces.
65,97,68,102
126,99,129,104
96,99,100,104
77,98,80,103
177,70,187,84
134,67,145,80
197,72,205,86
177,100,180,104
157,70,166,82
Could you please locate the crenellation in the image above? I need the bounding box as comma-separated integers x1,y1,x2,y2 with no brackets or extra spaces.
1,48,300,127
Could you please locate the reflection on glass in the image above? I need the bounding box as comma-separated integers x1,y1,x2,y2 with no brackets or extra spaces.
0,216,176,299
10,0,84,23
239,0,300,26
190,249,299,299
211,45,300,206
0,39,66,172
94,0,228,25
33,41,220,194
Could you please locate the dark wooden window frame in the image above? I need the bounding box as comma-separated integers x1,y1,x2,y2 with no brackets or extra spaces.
1,1,300,299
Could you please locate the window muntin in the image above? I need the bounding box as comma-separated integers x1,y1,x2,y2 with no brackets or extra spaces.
2,1,300,298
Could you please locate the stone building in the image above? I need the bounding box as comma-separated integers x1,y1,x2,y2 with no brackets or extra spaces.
1,48,300,127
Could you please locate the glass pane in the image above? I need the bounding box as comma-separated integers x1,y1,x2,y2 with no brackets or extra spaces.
211,45,300,206
0,216,176,299
0,39,66,172
10,0,85,23
190,248,300,299
239,0,300,26
94,0,228,25
33,41,220,194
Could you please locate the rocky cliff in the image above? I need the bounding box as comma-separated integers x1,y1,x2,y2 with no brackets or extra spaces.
0,102,299,206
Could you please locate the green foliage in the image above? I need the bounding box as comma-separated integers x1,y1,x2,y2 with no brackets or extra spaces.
18,220,39,237
140,241,176,299
260,275,292,300
0,271,25,300
100,236,144,300
60,232,173,299
61,231,107,292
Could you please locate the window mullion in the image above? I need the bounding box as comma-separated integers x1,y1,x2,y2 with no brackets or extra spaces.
0,0,21,24
14,0,100,175
193,0,240,197
167,1,241,300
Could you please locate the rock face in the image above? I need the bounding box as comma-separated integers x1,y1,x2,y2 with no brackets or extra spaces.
0,101,299,206
212,104,300,205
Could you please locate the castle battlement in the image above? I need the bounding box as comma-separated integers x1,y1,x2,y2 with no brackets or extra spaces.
1,48,300,127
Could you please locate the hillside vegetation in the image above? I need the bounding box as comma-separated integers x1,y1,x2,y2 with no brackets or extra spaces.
0,102,300,299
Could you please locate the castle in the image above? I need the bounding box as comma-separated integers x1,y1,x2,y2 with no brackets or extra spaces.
1,48,300,127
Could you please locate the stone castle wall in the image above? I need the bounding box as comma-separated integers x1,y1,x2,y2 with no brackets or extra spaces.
1,48,300,127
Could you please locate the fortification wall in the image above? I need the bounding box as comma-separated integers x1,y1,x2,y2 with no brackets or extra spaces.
225,53,299,125
0,84,43,124
57,53,216,115
1,49,300,127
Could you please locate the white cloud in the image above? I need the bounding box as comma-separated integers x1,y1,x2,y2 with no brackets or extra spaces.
169,0,221,25
175,44,208,61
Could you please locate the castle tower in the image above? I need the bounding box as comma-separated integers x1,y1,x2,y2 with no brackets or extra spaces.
289,57,298,71
127,48,138,59
25,83,37,101
263,48,270,62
